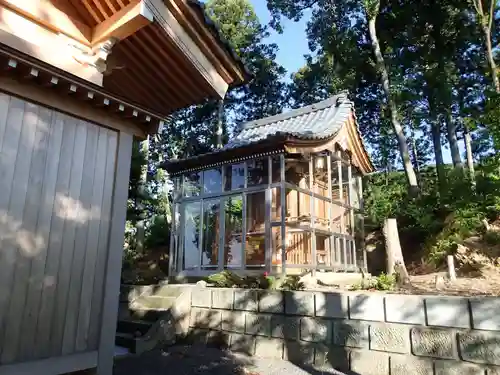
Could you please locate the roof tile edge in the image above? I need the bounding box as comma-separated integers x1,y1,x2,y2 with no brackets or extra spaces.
241,92,349,131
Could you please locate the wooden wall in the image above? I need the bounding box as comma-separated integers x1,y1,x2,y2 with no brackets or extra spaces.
0,92,118,365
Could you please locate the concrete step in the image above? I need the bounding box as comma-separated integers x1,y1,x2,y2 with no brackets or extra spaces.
151,285,184,298
116,319,152,336
133,295,178,310
115,332,137,353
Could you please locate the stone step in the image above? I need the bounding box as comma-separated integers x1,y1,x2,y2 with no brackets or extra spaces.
151,285,184,298
133,295,178,310
116,319,152,336
115,332,137,353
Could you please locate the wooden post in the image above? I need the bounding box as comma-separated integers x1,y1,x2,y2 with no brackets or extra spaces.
447,255,456,281
382,218,409,283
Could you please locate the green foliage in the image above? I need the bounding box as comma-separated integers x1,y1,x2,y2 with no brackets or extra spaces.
364,161,500,266
350,273,396,291
484,231,500,246
277,275,306,291
206,271,305,290
206,270,245,288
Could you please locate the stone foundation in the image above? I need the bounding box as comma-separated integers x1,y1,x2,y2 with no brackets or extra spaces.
186,287,500,374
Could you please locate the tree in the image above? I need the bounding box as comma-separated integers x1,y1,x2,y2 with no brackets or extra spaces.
268,0,420,193
364,0,419,194
469,0,499,93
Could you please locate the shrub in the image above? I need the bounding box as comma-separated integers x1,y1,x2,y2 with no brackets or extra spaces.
206,271,304,290
350,272,396,291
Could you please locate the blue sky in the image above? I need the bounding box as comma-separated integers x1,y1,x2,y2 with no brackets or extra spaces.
248,1,459,164
250,1,310,79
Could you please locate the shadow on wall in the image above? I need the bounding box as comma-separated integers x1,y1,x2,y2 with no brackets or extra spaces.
160,287,500,375
0,98,116,364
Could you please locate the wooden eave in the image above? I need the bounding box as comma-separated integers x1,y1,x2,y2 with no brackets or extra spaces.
0,0,250,119
163,137,288,175
0,44,164,138
102,0,250,115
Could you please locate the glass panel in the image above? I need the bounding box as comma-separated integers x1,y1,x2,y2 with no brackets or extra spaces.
352,172,362,209
245,192,266,267
344,209,353,235
342,164,350,205
201,199,220,268
271,155,281,183
313,196,329,230
285,228,312,265
285,156,310,189
173,177,182,200
316,234,332,266
271,187,281,221
183,202,201,269
332,235,341,265
271,227,283,272
224,163,245,191
247,158,269,186
331,160,340,202
184,171,201,197
285,189,311,227
203,168,222,194
331,202,343,233
354,213,364,267
223,195,243,267
313,154,328,197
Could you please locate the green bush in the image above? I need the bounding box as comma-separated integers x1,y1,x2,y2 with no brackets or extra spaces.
484,231,500,246
350,272,396,291
364,161,500,267
278,275,305,291
205,271,304,291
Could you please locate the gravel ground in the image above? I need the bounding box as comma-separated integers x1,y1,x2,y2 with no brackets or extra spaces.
113,346,348,375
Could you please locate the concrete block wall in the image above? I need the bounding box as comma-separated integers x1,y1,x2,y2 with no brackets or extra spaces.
187,287,500,375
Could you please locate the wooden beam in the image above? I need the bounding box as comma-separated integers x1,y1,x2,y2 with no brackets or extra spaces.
0,0,92,45
96,131,133,375
146,0,229,99
91,1,154,45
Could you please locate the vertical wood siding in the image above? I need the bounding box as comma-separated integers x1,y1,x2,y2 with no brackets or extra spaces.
0,93,118,364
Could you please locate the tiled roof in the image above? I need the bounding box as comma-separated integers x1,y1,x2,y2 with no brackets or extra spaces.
224,93,352,150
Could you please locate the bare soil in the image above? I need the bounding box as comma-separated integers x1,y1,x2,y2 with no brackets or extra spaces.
308,268,500,297
393,269,500,296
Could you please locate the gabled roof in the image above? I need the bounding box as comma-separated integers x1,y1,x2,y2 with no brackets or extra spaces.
224,93,351,149
162,92,374,174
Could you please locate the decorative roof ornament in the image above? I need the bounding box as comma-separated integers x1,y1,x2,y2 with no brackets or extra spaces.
70,37,125,75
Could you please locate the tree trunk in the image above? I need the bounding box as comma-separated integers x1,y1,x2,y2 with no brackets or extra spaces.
136,135,150,254
430,118,446,190
483,25,500,93
367,17,419,195
382,218,409,283
410,129,421,179
445,110,463,169
463,124,476,186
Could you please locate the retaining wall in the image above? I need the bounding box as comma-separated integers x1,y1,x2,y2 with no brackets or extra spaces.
187,287,500,375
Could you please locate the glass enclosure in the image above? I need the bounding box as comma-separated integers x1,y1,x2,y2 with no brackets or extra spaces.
171,149,365,275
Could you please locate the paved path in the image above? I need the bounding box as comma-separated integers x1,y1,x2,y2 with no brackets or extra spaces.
113,346,348,375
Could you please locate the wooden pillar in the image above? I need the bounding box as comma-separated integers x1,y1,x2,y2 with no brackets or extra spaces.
336,150,346,270
348,164,356,270
309,155,316,276
97,131,133,375
327,152,333,268
280,154,286,276
265,156,272,273
357,175,367,272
